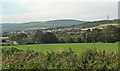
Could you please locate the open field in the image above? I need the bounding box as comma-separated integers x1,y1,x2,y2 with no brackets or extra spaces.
3,43,118,53
81,24,119,30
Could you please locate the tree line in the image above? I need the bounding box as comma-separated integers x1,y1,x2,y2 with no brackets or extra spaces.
9,30,58,44
87,25,120,43
58,25,120,43
9,25,120,45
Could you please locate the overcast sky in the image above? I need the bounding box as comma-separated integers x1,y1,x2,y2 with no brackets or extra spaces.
0,0,119,23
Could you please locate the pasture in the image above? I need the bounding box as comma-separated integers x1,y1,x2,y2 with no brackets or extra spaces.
3,43,118,53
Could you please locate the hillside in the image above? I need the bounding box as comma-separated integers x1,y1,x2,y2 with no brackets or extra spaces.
2,19,118,31
2,19,85,31
53,19,119,29
81,24,119,30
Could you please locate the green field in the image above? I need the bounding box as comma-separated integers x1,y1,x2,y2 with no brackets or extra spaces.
3,43,118,53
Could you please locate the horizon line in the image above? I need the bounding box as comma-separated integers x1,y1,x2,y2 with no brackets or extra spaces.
0,18,118,24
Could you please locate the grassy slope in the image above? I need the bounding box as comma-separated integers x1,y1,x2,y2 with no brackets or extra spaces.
58,19,118,30
81,24,119,30
3,43,118,53
2,19,85,31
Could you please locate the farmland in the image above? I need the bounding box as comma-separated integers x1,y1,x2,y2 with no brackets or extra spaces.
81,24,119,30
3,43,118,53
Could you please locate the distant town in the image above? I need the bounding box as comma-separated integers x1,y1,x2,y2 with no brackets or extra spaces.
3,26,86,35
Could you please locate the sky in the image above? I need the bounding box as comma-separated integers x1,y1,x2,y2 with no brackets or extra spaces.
0,0,119,23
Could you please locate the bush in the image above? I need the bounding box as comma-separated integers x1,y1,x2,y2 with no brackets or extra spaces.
78,48,118,69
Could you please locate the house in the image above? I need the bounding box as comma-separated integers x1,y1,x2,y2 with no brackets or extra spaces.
10,41,19,45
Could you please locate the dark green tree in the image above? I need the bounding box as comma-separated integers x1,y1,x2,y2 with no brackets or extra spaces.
101,25,118,43
32,30,43,43
66,37,74,43
89,28,102,42
9,33,28,45
16,33,28,40
59,38,65,43
9,33,27,41
75,37,82,43
9,35,16,41
41,32,58,43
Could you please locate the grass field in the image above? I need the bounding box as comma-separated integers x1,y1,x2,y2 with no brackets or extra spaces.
81,24,119,30
3,43,118,53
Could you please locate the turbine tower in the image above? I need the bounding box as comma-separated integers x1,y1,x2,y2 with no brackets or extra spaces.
107,15,109,24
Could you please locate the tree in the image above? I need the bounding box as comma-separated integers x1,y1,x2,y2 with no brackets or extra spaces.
88,28,102,43
9,33,27,41
101,25,118,43
86,29,91,33
9,33,28,45
59,38,65,43
9,35,16,41
16,33,28,40
66,37,74,43
75,37,82,43
2,39,6,42
32,30,43,43
41,32,58,43
24,34,34,44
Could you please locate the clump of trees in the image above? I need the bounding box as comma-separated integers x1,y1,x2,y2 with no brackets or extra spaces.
32,30,43,43
56,25,120,43
32,30,58,44
9,30,59,45
9,33,28,45
66,37,74,43
87,25,120,43
41,32,58,43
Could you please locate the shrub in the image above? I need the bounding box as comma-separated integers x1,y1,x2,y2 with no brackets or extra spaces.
78,48,118,69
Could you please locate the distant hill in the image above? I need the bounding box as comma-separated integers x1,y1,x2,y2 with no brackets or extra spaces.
55,19,118,29
2,19,86,31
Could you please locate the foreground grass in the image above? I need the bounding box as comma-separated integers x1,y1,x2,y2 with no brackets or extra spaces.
3,43,118,53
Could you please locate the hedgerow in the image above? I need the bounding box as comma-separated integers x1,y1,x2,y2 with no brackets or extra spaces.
2,47,119,70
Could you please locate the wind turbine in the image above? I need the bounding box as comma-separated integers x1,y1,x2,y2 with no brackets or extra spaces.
107,15,109,24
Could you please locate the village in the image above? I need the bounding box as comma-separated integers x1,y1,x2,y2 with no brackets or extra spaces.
5,26,86,34
1,26,87,46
